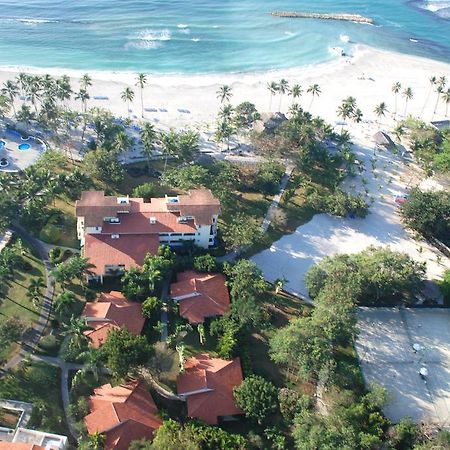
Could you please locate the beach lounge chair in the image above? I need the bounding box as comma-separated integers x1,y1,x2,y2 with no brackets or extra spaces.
145,107,158,112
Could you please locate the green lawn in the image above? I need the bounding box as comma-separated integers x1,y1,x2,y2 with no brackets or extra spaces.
0,361,69,437
0,242,45,361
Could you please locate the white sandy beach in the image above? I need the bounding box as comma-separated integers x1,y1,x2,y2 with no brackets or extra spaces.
1,45,450,132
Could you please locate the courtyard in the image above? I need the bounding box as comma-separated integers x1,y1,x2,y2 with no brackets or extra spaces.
356,307,450,425
0,128,45,172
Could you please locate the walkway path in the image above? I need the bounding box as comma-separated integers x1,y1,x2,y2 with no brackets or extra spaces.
160,278,171,342
219,161,294,263
1,223,54,372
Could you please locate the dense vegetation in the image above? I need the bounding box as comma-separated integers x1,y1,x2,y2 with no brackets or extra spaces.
400,117,450,173
401,187,450,246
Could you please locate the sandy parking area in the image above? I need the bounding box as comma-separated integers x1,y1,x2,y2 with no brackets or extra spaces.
356,307,450,425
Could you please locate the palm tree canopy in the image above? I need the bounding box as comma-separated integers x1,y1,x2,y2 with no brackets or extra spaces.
403,87,414,100
267,81,278,94
136,73,148,88
290,84,303,98
307,84,321,96
216,84,232,103
374,102,388,117
392,82,402,93
121,87,135,102
278,79,289,95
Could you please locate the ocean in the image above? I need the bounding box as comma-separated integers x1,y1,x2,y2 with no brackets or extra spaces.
0,0,448,74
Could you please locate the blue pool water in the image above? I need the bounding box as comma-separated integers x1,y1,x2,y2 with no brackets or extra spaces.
0,0,448,73
0,140,5,149
18,143,31,151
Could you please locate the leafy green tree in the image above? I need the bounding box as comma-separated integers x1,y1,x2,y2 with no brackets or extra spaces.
100,328,152,376
121,267,149,301
254,161,285,194
142,296,161,318
401,187,450,245
27,277,45,307
233,101,260,129
54,291,77,319
193,254,217,272
233,375,278,425
161,165,210,190
440,270,450,304
132,182,155,200
0,317,25,346
222,213,262,252
83,147,124,184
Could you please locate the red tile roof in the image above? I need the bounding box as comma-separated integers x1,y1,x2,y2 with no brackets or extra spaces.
85,379,162,450
170,271,230,324
101,211,196,235
84,234,159,276
177,354,243,425
81,291,145,348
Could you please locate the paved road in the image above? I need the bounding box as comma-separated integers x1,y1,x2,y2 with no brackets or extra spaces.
1,223,54,372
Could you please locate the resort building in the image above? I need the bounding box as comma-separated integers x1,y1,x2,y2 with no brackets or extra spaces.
170,271,230,324
84,379,162,450
81,291,145,348
76,189,220,281
177,354,243,425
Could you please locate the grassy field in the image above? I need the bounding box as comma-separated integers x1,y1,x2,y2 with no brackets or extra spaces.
0,361,69,437
0,242,45,361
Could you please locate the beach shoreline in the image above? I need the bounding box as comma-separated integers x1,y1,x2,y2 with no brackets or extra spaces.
1,44,449,130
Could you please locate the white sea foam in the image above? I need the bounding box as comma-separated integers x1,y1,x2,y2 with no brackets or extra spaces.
177,23,189,28
178,28,191,34
284,31,295,37
132,29,172,41
191,38,200,42
126,29,171,50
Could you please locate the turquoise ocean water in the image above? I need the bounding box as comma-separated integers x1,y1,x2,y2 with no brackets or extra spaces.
0,0,449,74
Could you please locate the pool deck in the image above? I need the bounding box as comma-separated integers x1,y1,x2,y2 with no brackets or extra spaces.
0,129,45,172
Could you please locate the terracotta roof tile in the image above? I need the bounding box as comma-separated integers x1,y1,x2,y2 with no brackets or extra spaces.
85,380,162,450
82,292,145,348
170,271,230,324
102,211,196,234
84,234,159,276
177,354,243,425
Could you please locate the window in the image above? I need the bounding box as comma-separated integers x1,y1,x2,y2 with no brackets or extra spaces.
111,234,120,239
171,233,182,237
178,216,188,223
149,217,157,224
183,233,195,236
159,233,169,236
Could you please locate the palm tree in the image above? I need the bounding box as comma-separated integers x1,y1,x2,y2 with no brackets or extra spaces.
267,81,278,111
112,130,132,155
0,94,11,119
391,81,401,119
26,78,42,115
2,80,18,117
216,85,232,104
80,73,92,90
56,75,72,109
374,102,388,127
289,84,302,106
402,87,414,117
442,88,450,117
432,77,447,119
140,122,157,173
218,103,234,121
61,316,92,351
27,277,45,307
307,84,321,110
277,79,289,111
75,89,90,113
159,129,177,171
121,87,135,117
78,348,103,382
394,123,405,143
135,73,148,118
54,291,77,319
421,76,436,117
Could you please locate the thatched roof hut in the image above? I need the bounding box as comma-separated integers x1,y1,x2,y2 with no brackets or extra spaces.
373,131,395,148
254,112,287,133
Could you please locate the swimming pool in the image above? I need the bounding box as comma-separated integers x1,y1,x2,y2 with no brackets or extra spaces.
18,143,31,151
0,140,5,149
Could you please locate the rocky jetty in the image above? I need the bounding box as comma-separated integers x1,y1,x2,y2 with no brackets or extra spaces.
271,11,374,24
